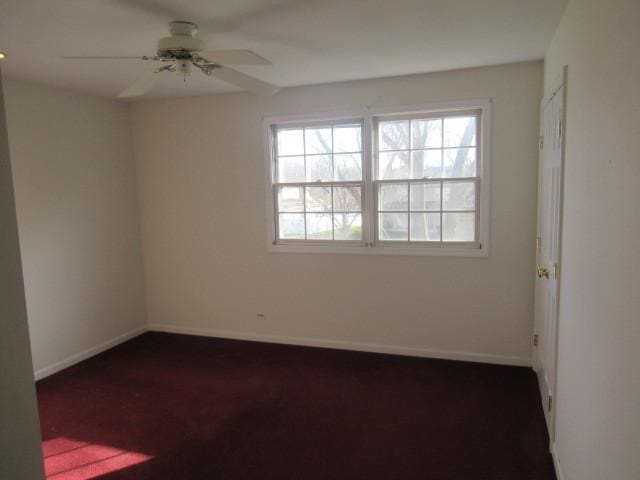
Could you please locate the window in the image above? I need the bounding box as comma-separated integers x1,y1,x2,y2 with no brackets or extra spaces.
374,111,479,245
265,100,490,256
273,120,364,242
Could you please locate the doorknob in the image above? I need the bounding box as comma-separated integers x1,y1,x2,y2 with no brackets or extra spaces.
537,266,550,279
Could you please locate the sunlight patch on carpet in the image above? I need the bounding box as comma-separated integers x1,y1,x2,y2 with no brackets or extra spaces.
43,437,152,479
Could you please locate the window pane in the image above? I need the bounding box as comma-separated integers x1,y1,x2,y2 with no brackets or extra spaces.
278,186,304,212
410,213,441,241
333,186,361,212
444,116,476,147
443,181,475,211
334,213,362,240
442,212,475,241
379,213,408,241
278,129,304,156
306,154,332,182
334,153,362,181
305,128,332,154
306,213,333,239
411,150,442,179
379,120,409,151
277,156,305,183
378,151,410,179
334,125,361,153
443,148,476,177
279,213,305,239
411,119,442,149
305,186,332,212
410,183,440,211
378,183,408,211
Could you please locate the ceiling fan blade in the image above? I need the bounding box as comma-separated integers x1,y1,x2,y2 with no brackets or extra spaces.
62,56,150,60
198,50,271,65
118,70,159,98
212,66,279,95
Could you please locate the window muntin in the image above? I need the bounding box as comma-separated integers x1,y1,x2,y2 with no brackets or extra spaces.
374,111,480,245
273,121,364,242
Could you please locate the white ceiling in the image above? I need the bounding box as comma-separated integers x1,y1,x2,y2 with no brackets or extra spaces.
0,0,567,100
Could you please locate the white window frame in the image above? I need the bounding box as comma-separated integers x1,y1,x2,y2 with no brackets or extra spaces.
264,99,491,257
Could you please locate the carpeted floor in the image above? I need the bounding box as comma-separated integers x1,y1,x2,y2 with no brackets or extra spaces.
37,332,556,480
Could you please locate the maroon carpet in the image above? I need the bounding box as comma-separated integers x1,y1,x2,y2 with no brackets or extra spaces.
37,332,556,480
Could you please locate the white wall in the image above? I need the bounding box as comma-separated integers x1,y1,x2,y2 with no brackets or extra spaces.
3,79,147,375
544,1,640,479
0,70,44,480
132,61,542,364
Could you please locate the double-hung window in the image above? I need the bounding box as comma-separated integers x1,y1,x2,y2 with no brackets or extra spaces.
265,100,490,256
273,120,364,242
374,111,480,245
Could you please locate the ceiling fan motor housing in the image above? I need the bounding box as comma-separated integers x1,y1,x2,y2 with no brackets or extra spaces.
157,21,204,59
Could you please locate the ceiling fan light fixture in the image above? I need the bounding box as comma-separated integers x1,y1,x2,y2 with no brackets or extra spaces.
168,21,198,36
176,59,192,81
156,21,204,59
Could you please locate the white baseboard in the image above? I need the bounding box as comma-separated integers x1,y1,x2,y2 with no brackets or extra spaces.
34,326,147,380
147,323,531,367
551,442,565,480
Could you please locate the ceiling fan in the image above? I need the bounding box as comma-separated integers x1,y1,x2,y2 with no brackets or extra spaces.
63,21,279,98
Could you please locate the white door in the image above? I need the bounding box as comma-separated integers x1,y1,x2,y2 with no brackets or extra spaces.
534,69,566,438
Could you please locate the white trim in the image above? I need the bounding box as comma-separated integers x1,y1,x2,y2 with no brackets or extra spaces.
368,98,491,117
263,98,492,258
265,242,488,257
148,323,531,367
362,113,375,245
33,326,147,380
263,109,367,127
534,65,567,442
551,442,566,480
543,68,567,106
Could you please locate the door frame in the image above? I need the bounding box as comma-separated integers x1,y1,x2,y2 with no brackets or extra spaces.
534,65,567,442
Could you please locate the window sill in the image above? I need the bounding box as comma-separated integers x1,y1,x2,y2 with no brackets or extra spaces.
268,242,489,258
